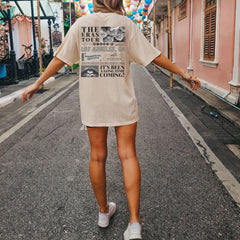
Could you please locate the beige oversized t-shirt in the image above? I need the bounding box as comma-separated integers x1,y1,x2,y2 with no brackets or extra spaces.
55,12,161,127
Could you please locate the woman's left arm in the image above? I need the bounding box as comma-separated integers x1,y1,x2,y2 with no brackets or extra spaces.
152,54,200,90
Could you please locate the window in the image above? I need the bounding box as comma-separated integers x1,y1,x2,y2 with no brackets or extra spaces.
178,0,187,21
204,0,216,61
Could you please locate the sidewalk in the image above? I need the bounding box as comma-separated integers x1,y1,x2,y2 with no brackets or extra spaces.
1,65,240,129
148,64,240,129
0,73,63,108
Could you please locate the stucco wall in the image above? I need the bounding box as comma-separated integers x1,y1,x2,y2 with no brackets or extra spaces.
173,1,190,70
239,31,240,69
157,18,168,57
191,0,235,91
156,0,236,92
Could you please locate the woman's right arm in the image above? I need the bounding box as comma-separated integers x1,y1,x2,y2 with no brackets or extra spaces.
22,57,65,102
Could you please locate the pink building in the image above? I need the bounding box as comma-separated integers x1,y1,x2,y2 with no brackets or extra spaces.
149,0,240,105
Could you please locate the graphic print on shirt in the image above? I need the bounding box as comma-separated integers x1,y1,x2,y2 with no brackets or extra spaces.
80,26,125,78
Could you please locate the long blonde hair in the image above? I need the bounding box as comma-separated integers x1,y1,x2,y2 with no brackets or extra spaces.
93,0,126,15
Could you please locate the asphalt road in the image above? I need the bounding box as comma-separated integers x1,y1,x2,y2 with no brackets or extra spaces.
0,64,240,240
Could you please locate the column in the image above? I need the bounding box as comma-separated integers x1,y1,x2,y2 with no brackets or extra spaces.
6,0,18,84
187,0,193,74
229,0,240,95
48,18,54,60
30,0,39,77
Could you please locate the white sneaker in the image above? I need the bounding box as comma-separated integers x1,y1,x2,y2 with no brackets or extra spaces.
124,222,142,240
98,202,116,228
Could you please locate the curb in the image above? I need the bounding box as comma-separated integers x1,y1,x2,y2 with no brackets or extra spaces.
152,64,240,129
0,76,55,109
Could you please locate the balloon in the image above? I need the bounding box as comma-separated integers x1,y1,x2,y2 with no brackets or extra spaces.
145,0,152,4
88,3,93,8
143,8,148,12
138,8,142,14
132,11,137,15
125,0,131,3
132,6,138,12
80,3,85,9
126,9,132,15
144,3,150,8
133,1,138,6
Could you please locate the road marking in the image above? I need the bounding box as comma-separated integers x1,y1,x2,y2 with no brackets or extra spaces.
227,144,240,159
144,67,240,207
0,80,78,144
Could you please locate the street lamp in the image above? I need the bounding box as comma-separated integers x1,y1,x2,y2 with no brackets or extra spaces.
30,0,40,77
6,0,18,84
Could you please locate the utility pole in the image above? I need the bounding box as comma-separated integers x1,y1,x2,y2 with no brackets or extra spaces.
37,0,42,76
153,0,156,73
69,0,73,73
30,0,39,77
168,0,173,88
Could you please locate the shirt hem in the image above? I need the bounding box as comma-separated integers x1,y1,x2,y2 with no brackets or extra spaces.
82,118,139,127
55,54,75,66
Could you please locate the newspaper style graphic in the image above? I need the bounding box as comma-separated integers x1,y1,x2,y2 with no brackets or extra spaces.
80,26,125,78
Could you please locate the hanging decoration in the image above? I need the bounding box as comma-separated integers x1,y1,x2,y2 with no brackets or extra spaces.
73,0,152,25
63,1,76,32
124,0,152,24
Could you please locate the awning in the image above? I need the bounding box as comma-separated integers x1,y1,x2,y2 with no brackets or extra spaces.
1,0,55,21
148,0,182,20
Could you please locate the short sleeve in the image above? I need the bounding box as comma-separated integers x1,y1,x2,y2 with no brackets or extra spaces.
55,22,80,66
127,19,161,67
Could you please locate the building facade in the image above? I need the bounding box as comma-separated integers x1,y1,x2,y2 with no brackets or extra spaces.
149,0,240,105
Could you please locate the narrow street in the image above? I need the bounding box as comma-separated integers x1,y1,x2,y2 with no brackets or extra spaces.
1,64,240,240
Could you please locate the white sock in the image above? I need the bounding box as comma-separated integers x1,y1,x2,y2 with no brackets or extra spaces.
130,222,141,229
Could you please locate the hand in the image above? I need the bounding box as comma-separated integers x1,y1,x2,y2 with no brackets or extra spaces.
186,75,201,90
182,71,201,90
22,83,39,102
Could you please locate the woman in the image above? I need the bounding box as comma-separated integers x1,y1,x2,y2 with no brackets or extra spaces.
22,0,200,239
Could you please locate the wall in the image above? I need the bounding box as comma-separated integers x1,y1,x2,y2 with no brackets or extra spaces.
173,0,190,70
191,0,235,91
157,17,168,57
156,0,236,93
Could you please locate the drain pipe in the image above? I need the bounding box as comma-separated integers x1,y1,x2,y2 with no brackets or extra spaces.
201,86,240,111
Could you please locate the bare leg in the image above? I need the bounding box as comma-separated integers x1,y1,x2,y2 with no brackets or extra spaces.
87,127,109,213
115,122,141,224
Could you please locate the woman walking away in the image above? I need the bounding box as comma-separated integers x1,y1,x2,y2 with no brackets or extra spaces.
22,0,200,239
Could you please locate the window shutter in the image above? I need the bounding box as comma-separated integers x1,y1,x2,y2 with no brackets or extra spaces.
204,3,216,61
